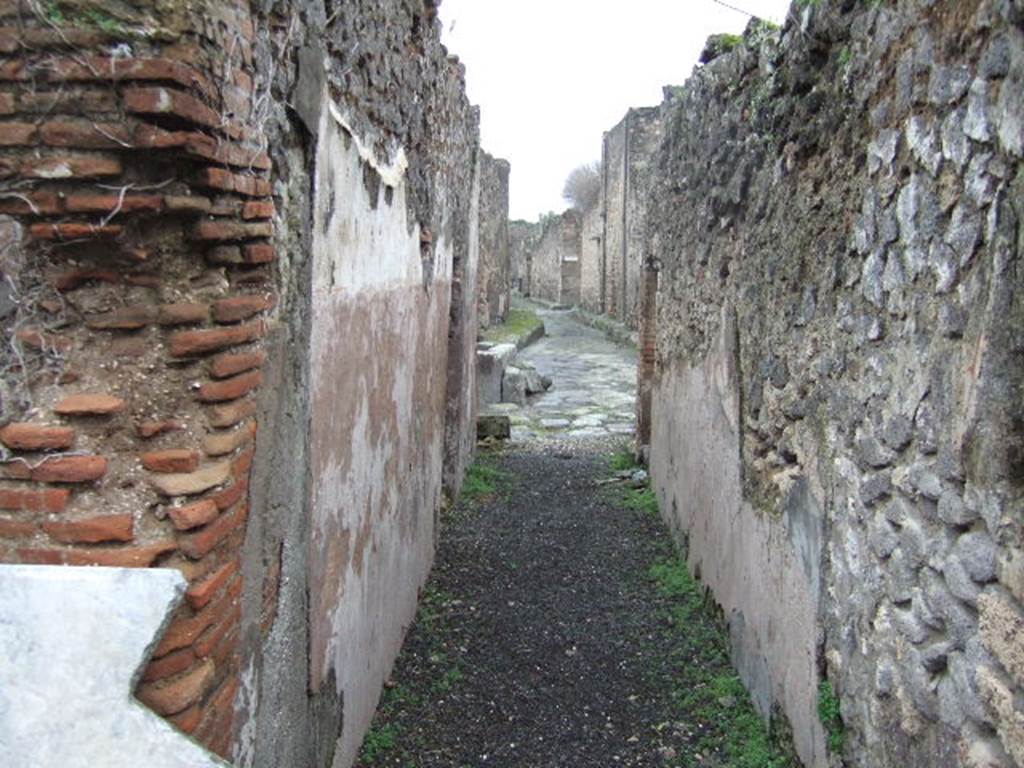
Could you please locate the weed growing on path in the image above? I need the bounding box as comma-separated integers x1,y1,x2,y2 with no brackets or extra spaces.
606,445,659,516
623,486,659,516
356,583,463,767
644,556,795,768
626,487,797,768
459,456,511,505
445,453,513,525
608,444,642,472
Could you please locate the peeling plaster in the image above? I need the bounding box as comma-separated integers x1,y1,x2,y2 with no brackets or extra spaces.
309,94,452,768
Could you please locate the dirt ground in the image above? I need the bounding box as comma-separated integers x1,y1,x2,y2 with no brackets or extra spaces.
355,440,799,768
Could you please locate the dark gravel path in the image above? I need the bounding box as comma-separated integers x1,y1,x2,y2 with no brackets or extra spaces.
355,440,797,768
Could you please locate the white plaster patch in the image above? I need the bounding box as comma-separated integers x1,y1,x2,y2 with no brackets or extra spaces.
233,655,259,768
328,101,408,188
0,565,229,767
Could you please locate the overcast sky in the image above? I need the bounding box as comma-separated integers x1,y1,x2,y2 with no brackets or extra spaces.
440,0,794,220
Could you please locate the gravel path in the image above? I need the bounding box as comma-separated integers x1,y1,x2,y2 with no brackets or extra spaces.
356,312,797,768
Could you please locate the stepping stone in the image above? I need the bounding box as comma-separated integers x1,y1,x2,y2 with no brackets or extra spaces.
477,414,511,440
540,418,571,429
485,403,522,414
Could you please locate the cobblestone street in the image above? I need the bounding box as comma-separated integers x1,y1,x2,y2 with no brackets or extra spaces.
485,306,638,441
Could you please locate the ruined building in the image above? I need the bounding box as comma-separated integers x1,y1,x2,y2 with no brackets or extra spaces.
520,107,661,326
0,1,506,764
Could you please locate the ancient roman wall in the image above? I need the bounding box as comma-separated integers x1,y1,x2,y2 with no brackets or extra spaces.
579,201,604,313
477,151,511,329
623,107,661,328
0,1,273,759
602,119,626,319
644,3,1023,767
530,209,580,305
600,107,660,328
509,219,539,295
0,2,482,767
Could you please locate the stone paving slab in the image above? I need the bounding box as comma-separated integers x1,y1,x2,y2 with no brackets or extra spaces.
483,306,637,442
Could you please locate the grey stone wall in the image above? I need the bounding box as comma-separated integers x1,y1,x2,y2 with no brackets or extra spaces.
600,108,661,327
530,211,581,305
509,219,540,295
623,108,662,328
580,202,605,313
603,120,626,318
645,2,1023,767
477,152,512,329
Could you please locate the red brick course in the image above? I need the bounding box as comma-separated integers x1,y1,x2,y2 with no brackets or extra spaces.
54,394,125,416
142,449,202,474
42,514,134,544
0,7,269,754
0,424,75,451
0,487,70,513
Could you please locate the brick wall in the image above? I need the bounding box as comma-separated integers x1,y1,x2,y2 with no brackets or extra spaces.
0,0,272,757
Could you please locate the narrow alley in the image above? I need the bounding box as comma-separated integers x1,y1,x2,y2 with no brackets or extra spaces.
355,307,795,768
0,3,1019,767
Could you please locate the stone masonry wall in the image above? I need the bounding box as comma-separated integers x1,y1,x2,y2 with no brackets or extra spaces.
599,107,660,328
0,2,482,767
530,209,580,305
477,151,510,329
623,107,661,328
509,218,539,295
579,200,604,313
602,118,626,319
644,2,1023,767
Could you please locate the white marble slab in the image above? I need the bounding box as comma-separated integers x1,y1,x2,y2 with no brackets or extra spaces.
0,564,231,767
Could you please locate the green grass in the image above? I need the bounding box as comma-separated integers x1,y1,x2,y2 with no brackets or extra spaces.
359,723,397,763
642,556,796,768
718,33,744,52
45,3,128,34
608,445,642,472
357,583,464,766
615,461,798,766
623,486,659,516
607,446,658,516
480,308,543,345
459,457,511,505
818,680,845,754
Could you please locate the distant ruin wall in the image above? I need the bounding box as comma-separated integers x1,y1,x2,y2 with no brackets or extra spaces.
530,210,580,305
601,108,660,327
509,219,539,295
579,202,604,313
477,152,511,329
645,3,1023,767
602,121,626,318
